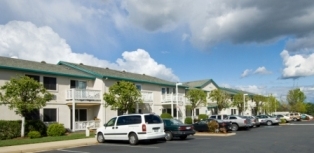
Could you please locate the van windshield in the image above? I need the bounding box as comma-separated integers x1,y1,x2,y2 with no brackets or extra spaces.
144,115,162,124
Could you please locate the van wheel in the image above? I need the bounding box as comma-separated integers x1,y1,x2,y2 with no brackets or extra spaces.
266,121,272,126
97,133,105,143
129,133,139,145
165,131,173,141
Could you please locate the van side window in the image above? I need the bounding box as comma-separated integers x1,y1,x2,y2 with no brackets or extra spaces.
117,115,142,125
106,117,116,126
144,115,162,124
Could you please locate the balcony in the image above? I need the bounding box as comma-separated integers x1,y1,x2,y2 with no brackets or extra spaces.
66,89,101,101
141,91,153,103
75,120,101,130
161,93,185,105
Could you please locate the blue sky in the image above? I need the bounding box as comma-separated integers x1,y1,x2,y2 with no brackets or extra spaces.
1,0,314,102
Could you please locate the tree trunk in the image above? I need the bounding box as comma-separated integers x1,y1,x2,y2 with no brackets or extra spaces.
192,109,195,123
21,116,25,137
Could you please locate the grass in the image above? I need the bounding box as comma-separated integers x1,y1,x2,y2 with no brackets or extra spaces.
0,132,95,147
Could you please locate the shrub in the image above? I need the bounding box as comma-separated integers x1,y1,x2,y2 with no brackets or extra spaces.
184,117,192,124
198,114,208,121
305,116,310,120
160,113,172,119
27,131,41,139
0,120,21,140
280,119,286,123
47,123,66,136
25,120,47,136
207,120,219,133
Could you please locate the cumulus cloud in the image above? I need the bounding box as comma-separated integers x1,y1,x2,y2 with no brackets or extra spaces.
0,21,179,82
241,69,252,78
254,67,272,75
281,50,314,79
123,0,314,48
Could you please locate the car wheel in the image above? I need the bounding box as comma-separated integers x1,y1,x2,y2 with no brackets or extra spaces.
97,133,105,143
165,131,173,141
129,133,139,145
179,135,187,140
293,118,297,121
266,121,272,126
231,124,239,131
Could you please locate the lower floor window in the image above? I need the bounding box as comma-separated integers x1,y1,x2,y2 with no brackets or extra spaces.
43,109,57,122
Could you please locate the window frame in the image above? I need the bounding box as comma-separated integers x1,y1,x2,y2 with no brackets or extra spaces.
43,76,57,90
43,108,57,122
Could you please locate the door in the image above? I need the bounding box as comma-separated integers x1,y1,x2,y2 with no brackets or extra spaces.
103,117,118,140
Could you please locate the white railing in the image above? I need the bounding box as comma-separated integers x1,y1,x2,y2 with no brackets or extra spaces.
161,93,185,103
141,91,153,103
75,120,101,130
66,89,101,101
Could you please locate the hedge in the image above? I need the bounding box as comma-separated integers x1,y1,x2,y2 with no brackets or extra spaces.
0,120,21,140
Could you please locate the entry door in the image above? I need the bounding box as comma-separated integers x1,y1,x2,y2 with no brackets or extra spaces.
70,109,87,129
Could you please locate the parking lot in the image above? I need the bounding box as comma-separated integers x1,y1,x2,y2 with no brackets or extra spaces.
40,121,314,153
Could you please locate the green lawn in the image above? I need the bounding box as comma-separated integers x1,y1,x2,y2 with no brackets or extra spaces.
0,132,95,147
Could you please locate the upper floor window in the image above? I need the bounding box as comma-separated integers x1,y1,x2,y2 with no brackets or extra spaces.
70,80,86,89
44,77,56,90
25,74,40,82
136,84,141,91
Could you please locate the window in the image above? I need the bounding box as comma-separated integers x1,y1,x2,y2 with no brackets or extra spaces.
161,88,166,94
75,109,87,121
196,109,200,116
136,84,141,91
231,109,237,115
144,114,162,124
70,80,86,89
117,115,142,126
44,77,56,90
25,109,40,120
229,116,237,119
106,117,116,126
25,74,40,82
43,109,57,122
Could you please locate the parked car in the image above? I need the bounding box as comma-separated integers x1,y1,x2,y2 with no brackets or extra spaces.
96,113,165,145
242,116,260,127
301,114,313,120
162,118,195,141
274,114,291,122
209,115,251,131
286,112,301,121
193,119,233,132
256,115,279,126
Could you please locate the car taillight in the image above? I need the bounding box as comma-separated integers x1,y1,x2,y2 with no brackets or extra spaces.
142,124,146,132
178,126,186,131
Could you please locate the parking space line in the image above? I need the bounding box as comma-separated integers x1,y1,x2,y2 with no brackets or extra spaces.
98,144,159,149
57,149,90,153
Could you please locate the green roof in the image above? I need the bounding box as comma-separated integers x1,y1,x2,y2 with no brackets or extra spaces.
58,61,186,87
207,103,218,109
0,56,95,79
183,79,219,89
219,87,257,96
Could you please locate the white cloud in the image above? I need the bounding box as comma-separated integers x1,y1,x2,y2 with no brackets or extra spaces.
281,50,314,79
241,69,252,78
254,66,272,74
0,21,179,82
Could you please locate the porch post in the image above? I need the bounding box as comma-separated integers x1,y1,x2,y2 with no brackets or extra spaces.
72,89,75,132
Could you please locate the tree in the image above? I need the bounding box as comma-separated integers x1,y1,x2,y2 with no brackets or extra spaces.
287,88,306,112
209,89,230,114
231,93,248,115
185,89,207,122
252,95,266,115
305,103,314,116
0,76,53,137
103,81,143,114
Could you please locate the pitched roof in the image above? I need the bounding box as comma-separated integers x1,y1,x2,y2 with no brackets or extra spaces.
58,61,184,87
219,87,257,96
0,56,95,79
183,79,219,89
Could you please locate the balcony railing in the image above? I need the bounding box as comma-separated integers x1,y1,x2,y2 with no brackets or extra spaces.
141,91,153,103
161,93,185,104
75,120,101,130
66,89,101,101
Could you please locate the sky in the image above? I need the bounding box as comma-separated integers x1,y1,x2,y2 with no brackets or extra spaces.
1,0,314,102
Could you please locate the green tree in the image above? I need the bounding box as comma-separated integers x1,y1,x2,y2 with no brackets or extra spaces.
103,81,143,114
231,93,244,115
252,95,266,115
305,103,314,115
209,89,230,114
185,89,207,122
0,76,53,137
287,88,306,112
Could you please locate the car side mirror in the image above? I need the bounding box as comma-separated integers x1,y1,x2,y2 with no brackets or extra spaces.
103,123,107,127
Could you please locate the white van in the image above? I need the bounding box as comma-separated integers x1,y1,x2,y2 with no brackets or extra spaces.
96,113,165,145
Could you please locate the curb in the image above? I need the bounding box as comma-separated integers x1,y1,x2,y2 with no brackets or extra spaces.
194,132,236,137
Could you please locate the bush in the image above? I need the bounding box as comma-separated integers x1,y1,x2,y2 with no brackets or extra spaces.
305,116,310,120
198,114,208,121
160,113,172,119
47,123,66,136
27,131,41,139
207,120,219,133
280,119,286,123
0,120,21,140
25,120,47,136
184,117,192,124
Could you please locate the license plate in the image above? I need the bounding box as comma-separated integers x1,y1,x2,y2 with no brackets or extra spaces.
186,127,191,129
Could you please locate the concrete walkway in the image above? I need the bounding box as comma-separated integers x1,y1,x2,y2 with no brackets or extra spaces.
0,133,235,153
0,138,97,153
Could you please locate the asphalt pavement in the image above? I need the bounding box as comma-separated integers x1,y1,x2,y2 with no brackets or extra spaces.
37,120,314,153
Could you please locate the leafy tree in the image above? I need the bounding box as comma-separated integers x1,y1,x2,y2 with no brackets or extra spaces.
305,103,314,115
185,89,207,122
209,89,230,114
0,76,53,137
287,88,306,112
231,93,250,115
103,81,143,114
252,95,266,115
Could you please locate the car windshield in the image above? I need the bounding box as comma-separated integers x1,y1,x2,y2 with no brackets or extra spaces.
170,119,184,125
